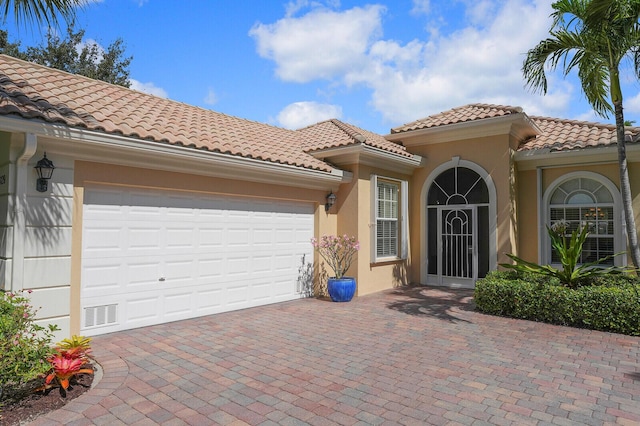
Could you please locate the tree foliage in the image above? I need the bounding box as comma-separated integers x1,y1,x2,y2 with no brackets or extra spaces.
522,0,640,269
0,24,132,87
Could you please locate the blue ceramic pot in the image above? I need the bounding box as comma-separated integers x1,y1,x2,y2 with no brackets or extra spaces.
327,277,356,302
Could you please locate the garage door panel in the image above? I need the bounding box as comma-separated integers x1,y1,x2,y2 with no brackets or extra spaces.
165,259,195,282
227,256,250,276
163,292,193,317
82,263,121,292
196,290,223,312
128,227,162,251
125,296,161,323
165,227,196,249
81,186,314,335
228,228,250,246
198,258,224,279
82,229,121,256
199,228,225,248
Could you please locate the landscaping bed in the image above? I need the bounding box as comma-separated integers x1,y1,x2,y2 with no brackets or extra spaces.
475,271,640,335
0,371,93,426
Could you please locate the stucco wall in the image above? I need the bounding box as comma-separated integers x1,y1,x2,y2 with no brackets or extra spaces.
311,162,412,296
407,134,515,284
515,168,538,262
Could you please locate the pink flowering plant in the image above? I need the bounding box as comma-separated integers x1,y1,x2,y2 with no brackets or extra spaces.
311,234,360,278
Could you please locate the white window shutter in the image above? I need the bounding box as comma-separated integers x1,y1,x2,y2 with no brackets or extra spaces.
401,180,408,259
370,174,378,263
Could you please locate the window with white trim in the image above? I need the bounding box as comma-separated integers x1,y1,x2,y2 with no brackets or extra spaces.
548,176,616,265
372,175,408,261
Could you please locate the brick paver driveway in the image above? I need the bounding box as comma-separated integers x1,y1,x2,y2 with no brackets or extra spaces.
31,286,640,425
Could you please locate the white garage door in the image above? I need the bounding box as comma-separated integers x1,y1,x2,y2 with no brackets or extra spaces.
80,186,314,335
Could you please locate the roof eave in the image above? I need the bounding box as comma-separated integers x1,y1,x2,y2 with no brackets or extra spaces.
1,116,351,189
385,113,541,146
308,143,424,175
513,143,640,170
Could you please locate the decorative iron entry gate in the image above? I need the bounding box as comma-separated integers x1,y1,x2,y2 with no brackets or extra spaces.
426,165,490,288
442,208,474,279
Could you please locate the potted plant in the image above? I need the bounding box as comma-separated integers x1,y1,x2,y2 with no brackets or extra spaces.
311,234,360,302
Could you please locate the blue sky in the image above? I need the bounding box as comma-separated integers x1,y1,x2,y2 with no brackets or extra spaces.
3,0,640,134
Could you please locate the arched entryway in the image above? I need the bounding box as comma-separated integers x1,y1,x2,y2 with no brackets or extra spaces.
421,158,497,288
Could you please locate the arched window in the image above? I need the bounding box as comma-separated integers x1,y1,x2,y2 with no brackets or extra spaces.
548,175,616,265
427,166,489,205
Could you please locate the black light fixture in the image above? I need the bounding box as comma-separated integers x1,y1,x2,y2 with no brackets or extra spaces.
34,153,55,192
325,191,337,211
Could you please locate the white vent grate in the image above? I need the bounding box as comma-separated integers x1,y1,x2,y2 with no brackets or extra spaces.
84,304,117,328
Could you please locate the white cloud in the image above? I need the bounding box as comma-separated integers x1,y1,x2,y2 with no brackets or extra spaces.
204,88,217,105
285,0,341,17
130,79,168,98
76,38,105,62
250,0,590,127
624,92,640,115
250,5,385,83
411,0,430,16
277,101,342,129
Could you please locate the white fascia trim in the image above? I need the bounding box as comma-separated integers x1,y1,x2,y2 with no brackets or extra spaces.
0,116,350,190
513,144,640,170
309,143,423,174
385,113,540,146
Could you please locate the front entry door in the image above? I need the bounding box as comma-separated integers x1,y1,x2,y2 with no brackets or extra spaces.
440,207,476,288
426,165,491,288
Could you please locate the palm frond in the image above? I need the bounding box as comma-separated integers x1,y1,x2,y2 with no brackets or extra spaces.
0,0,85,27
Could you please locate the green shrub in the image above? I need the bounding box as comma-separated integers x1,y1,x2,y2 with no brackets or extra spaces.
475,271,640,335
0,290,58,403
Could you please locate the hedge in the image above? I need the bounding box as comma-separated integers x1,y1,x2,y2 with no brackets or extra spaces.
474,271,640,336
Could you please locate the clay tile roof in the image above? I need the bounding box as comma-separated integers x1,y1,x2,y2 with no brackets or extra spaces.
390,102,640,153
0,54,333,172
391,103,524,133
521,116,640,152
298,119,414,158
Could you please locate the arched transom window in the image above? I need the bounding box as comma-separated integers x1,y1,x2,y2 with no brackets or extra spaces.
549,176,615,264
427,167,489,205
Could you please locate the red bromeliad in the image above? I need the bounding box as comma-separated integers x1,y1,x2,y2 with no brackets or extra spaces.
38,345,93,391
37,339,93,391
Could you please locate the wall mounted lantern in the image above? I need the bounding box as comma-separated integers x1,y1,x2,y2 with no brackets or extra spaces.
34,153,55,192
325,191,337,212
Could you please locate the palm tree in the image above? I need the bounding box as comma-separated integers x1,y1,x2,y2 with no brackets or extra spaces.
523,0,640,269
0,0,85,28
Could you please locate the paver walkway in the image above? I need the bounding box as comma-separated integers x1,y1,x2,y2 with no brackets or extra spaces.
29,286,640,425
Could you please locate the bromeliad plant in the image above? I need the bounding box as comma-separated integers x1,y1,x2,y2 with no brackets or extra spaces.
501,220,624,288
38,335,93,393
311,234,360,278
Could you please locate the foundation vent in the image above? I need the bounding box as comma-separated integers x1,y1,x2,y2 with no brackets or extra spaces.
84,304,117,328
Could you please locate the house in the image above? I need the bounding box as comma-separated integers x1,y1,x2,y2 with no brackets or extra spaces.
1,55,638,338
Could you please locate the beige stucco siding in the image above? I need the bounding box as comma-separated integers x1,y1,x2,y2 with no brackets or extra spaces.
321,163,412,296
407,134,515,283
361,164,411,295
515,168,538,262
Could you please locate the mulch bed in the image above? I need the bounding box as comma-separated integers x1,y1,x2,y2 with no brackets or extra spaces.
0,371,94,426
